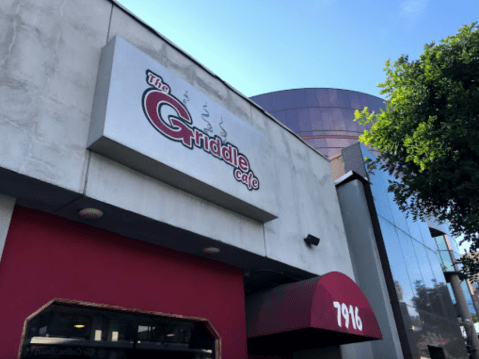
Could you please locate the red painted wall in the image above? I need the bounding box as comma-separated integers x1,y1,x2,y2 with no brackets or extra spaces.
0,206,247,358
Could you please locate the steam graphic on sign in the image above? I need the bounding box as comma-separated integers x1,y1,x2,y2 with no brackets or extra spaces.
219,117,227,143
142,70,259,191
201,103,214,135
182,90,189,105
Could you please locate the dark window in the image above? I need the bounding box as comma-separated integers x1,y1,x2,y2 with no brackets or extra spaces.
20,301,217,359
428,345,446,359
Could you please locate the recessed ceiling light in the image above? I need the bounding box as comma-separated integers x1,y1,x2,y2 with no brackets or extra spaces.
78,208,103,219
203,247,220,255
74,324,85,328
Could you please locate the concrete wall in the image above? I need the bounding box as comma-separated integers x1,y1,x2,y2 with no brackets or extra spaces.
0,0,111,193
0,0,355,279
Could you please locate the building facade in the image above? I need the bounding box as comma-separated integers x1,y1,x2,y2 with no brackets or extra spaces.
0,1,385,359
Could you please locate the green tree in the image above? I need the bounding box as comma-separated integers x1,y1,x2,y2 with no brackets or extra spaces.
355,23,479,277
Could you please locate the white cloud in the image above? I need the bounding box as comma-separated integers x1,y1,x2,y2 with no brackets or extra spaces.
399,0,429,17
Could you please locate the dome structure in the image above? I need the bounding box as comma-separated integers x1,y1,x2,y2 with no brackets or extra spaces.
251,88,385,158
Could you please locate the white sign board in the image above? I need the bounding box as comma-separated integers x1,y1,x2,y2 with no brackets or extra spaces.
88,36,277,222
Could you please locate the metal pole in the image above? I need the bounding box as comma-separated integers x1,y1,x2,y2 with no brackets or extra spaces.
448,273,479,359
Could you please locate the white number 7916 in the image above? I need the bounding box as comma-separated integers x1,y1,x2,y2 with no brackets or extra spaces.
333,301,363,331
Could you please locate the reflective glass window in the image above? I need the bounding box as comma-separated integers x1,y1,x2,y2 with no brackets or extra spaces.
425,249,447,289
447,283,457,304
411,241,436,288
361,146,411,232
415,308,467,358
418,221,436,250
367,175,395,223
423,247,456,319
386,186,410,234
407,219,425,245
398,304,422,359
437,250,455,272
397,230,430,308
411,240,445,316
434,235,448,251
442,282,459,320
378,217,415,305
374,199,395,225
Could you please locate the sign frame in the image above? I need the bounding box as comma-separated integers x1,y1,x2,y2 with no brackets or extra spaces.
88,36,277,223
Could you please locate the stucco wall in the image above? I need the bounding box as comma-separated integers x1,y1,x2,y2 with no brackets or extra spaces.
0,0,355,278
0,0,111,193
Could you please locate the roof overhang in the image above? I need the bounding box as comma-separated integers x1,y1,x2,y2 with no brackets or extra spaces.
246,271,382,355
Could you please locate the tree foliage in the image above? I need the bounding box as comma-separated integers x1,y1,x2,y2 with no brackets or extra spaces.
354,23,479,276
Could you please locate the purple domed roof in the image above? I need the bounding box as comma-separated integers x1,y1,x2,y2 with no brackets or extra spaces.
251,88,385,158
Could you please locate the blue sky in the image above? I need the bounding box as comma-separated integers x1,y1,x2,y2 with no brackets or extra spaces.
116,0,477,100
116,0,476,252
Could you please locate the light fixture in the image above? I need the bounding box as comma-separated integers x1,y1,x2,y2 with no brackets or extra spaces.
78,208,103,220
304,234,320,246
203,247,220,255
74,324,85,328
166,333,175,337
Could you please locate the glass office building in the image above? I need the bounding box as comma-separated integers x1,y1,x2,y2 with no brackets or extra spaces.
361,145,466,359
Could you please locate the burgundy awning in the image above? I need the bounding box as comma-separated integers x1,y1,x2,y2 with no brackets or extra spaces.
246,272,382,354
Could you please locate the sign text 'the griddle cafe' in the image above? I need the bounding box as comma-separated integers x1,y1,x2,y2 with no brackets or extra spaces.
142,71,259,191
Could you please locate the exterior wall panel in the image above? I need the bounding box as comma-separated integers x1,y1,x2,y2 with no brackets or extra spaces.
0,0,112,193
